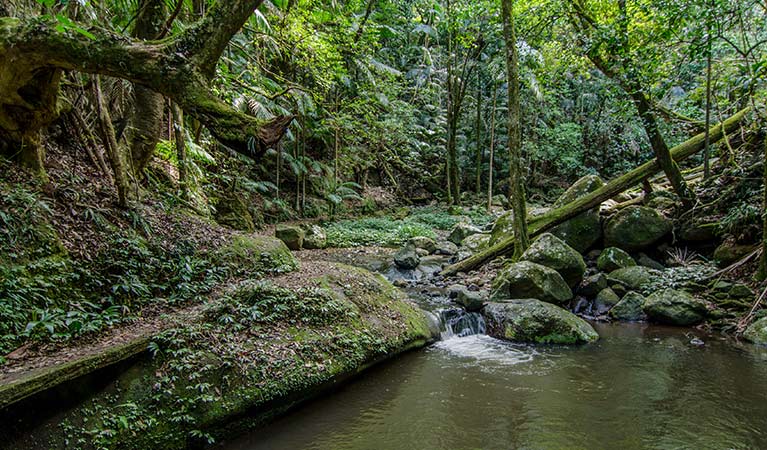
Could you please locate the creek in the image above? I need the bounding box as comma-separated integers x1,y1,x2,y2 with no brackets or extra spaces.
220,251,767,450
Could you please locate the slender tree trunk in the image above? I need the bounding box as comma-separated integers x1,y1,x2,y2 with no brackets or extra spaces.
703,39,713,179
501,0,529,257
475,75,483,194
276,141,282,197
128,0,168,176
630,88,695,208
172,102,188,200
94,76,129,207
295,126,301,212
487,82,498,210
757,129,767,281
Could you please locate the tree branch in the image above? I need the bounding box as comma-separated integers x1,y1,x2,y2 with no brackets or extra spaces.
0,14,290,159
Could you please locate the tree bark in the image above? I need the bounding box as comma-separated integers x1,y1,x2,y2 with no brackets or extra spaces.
94,76,130,207
441,107,749,276
486,82,498,210
501,0,529,258
474,75,482,194
703,40,713,179
127,0,167,175
757,127,767,281
172,102,188,201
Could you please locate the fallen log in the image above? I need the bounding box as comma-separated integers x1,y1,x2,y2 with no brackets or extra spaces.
441,107,750,276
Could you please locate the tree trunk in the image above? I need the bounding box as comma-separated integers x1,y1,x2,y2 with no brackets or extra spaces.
703,40,713,179
127,0,167,176
475,75,482,194
486,82,498,210
0,63,61,179
94,76,130,207
0,1,292,164
630,87,695,208
172,102,188,201
757,128,767,281
441,108,749,276
501,0,529,258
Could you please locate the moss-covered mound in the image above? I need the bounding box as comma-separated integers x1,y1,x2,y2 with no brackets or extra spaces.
19,263,432,449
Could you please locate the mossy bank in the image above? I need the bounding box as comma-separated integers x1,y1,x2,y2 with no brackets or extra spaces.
5,262,435,449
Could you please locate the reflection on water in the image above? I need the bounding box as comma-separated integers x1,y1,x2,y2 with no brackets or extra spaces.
221,323,767,450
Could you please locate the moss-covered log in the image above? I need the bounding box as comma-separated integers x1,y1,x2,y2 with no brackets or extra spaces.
0,0,292,170
441,107,750,276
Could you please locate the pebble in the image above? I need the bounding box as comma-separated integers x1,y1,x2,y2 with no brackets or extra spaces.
690,338,705,346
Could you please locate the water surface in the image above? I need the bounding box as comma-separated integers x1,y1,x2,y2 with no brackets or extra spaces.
222,323,767,450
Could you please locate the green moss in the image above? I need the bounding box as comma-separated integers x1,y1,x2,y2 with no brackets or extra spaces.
40,264,432,449
210,234,297,274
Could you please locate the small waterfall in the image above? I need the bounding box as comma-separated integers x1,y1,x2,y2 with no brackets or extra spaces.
438,308,486,339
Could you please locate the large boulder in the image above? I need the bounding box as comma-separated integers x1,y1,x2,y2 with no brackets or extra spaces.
491,261,573,305
488,211,515,246
456,289,485,312
594,288,620,315
607,266,661,292
275,225,304,250
713,239,758,268
461,233,491,253
578,273,608,297
520,233,586,288
604,206,672,252
489,208,549,246
435,240,459,256
303,225,327,249
483,299,599,344
610,291,647,321
597,247,636,272
394,243,420,270
549,175,605,253
409,236,438,254
642,289,707,326
448,222,482,245
744,317,767,345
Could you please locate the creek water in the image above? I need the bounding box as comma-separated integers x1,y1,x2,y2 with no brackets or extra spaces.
220,255,767,450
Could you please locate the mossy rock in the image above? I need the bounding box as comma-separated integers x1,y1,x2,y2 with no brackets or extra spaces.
491,261,573,305
211,234,297,274
214,193,256,232
578,273,608,298
642,289,707,326
303,224,327,249
394,243,420,269
744,317,767,345
520,233,586,288
275,224,305,250
610,292,647,321
597,247,636,272
408,236,437,254
549,175,605,253
594,288,620,315
713,240,758,268
483,299,599,344
461,233,490,253
607,266,661,292
487,207,548,246
448,222,481,245
604,206,672,252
